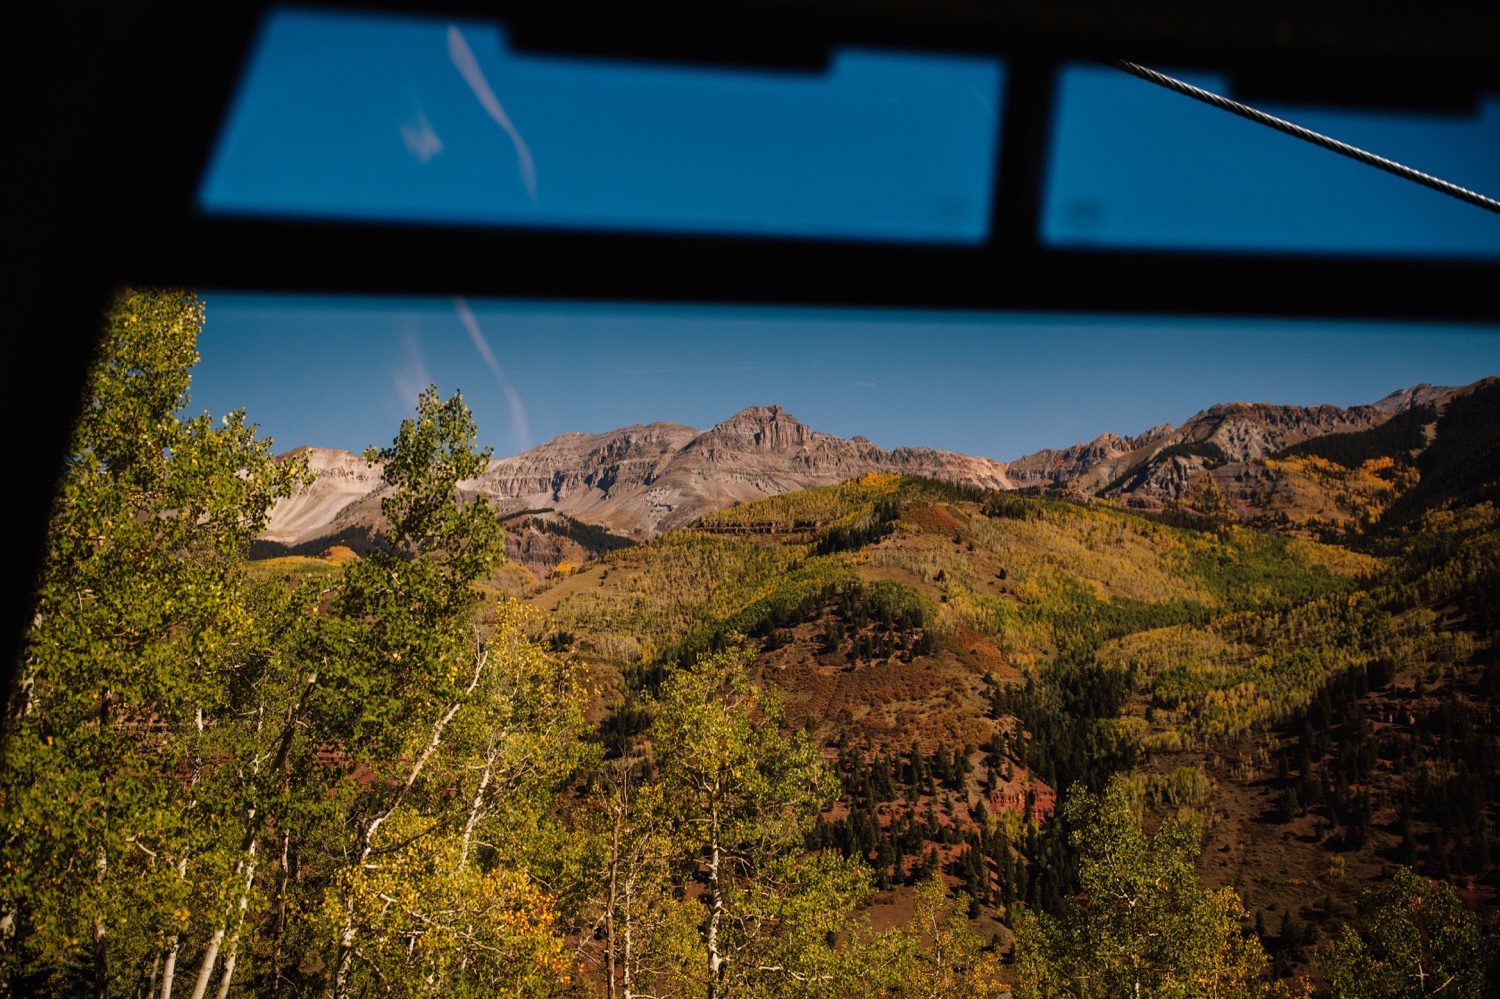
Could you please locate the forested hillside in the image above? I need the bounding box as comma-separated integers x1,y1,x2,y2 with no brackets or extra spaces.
537,460,1500,977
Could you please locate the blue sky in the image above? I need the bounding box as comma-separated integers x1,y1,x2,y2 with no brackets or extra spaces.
193,295,1500,461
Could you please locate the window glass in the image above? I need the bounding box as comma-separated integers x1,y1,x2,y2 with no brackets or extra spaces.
199,7,1005,244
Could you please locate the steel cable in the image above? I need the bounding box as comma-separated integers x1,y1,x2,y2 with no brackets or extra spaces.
1114,59,1500,215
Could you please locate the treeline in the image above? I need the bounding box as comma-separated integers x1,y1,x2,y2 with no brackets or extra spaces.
694,473,902,533
1278,403,1435,469
549,530,811,660
504,511,636,557
629,572,931,688
813,493,901,554
1381,380,1500,528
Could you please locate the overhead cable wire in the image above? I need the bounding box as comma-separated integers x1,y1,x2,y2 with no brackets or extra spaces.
1113,59,1500,215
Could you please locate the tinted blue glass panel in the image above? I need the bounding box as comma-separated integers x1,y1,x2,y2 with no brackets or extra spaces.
1043,64,1500,258
199,7,1004,244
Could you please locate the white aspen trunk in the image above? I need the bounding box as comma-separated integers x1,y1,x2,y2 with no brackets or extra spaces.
707,808,724,999
184,928,223,999
621,879,633,999
212,941,238,999
191,824,258,999
331,916,359,999
459,747,496,866
210,842,256,999
269,831,291,999
158,857,189,999
159,935,180,999
94,844,109,999
605,788,623,999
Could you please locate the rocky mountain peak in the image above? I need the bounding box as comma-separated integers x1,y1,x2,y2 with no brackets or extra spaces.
730,403,792,423
1175,401,1388,463
695,405,812,452
1369,383,1453,414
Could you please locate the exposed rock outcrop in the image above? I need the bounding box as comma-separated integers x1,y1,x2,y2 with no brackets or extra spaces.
263,406,1014,550
261,383,1475,556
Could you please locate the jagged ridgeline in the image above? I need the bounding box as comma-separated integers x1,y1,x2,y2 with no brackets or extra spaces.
1006,380,1488,540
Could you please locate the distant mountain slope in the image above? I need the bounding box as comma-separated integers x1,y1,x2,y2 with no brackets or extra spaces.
1007,388,1454,504
1205,378,1500,536
1002,383,1500,537
1375,377,1500,528
259,446,386,545
1005,426,1174,491
259,405,1013,563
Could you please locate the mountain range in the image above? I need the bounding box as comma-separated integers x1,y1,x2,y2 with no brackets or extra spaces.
256,381,1488,572
258,404,1011,561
